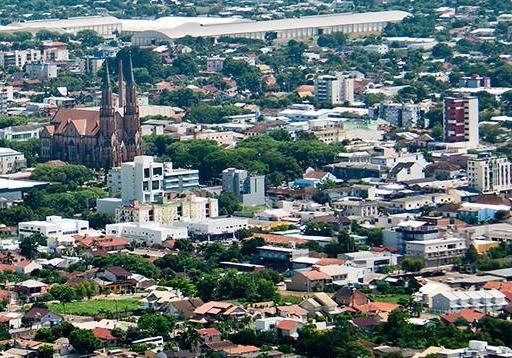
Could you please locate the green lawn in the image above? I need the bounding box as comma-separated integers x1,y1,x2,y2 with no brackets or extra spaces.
240,205,267,215
369,294,410,304
49,298,140,316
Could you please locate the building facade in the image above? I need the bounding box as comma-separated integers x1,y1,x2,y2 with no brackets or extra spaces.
315,74,354,105
222,168,265,206
18,215,89,239
467,156,512,194
108,155,200,204
0,147,26,175
0,49,41,69
443,97,479,147
39,58,143,168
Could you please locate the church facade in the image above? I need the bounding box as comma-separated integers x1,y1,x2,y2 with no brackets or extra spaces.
39,58,143,168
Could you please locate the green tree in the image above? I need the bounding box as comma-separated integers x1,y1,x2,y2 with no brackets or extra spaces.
138,313,174,338
69,329,100,355
37,344,54,358
19,233,47,259
401,258,425,272
218,191,242,215
173,54,199,76
431,43,453,59
75,30,103,47
35,328,56,343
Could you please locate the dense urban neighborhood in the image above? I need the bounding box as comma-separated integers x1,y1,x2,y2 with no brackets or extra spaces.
0,0,511,357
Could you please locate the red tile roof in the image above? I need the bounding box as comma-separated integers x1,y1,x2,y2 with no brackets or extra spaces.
93,327,116,341
276,320,299,330
441,309,486,324
198,328,221,336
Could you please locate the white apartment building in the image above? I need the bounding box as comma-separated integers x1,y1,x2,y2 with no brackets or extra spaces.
341,251,400,272
115,202,163,223
109,156,200,204
278,104,331,122
0,147,26,175
405,237,466,267
371,152,428,170
176,217,249,237
332,198,379,217
18,216,89,239
315,74,354,105
106,222,188,246
467,157,512,194
42,42,69,62
431,289,507,313
0,49,41,69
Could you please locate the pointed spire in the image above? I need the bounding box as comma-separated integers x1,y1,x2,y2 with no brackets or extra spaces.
126,53,135,84
118,59,124,108
102,59,111,89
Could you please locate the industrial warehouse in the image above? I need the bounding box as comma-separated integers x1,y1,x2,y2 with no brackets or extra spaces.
1,10,410,43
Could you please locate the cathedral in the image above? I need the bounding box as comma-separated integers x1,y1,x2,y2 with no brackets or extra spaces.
39,58,143,169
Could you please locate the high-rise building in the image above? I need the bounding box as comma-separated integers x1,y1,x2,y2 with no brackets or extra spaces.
222,168,265,206
109,155,200,205
467,156,512,193
315,73,354,105
371,102,422,128
0,49,41,69
443,97,479,147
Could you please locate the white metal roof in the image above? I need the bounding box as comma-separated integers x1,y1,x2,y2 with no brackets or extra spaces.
137,10,411,39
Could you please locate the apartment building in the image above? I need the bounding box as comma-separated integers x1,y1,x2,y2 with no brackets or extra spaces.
332,198,379,217
108,156,200,204
371,102,422,128
467,156,512,194
222,168,265,206
161,194,219,223
315,73,354,105
115,201,163,223
431,289,507,313
405,237,467,267
0,49,41,69
25,61,58,79
443,97,479,147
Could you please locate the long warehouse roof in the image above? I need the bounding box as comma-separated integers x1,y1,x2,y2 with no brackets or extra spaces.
136,10,411,39
8,16,121,29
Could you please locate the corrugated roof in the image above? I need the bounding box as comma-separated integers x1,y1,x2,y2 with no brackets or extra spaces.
137,11,411,39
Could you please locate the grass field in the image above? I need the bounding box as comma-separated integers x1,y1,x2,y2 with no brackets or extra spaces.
369,294,410,304
49,298,140,316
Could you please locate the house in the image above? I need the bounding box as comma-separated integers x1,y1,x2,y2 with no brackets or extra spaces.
354,302,400,315
193,301,247,321
92,327,117,345
0,312,22,329
276,305,308,322
102,266,131,282
332,287,369,307
14,280,48,301
287,268,332,292
75,235,129,252
440,308,486,325
162,298,204,318
388,161,425,182
198,327,222,345
15,261,42,275
140,289,184,310
291,167,337,188
24,307,63,326
300,292,340,317
276,320,300,338
222,345,260,357
351,316,381,331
